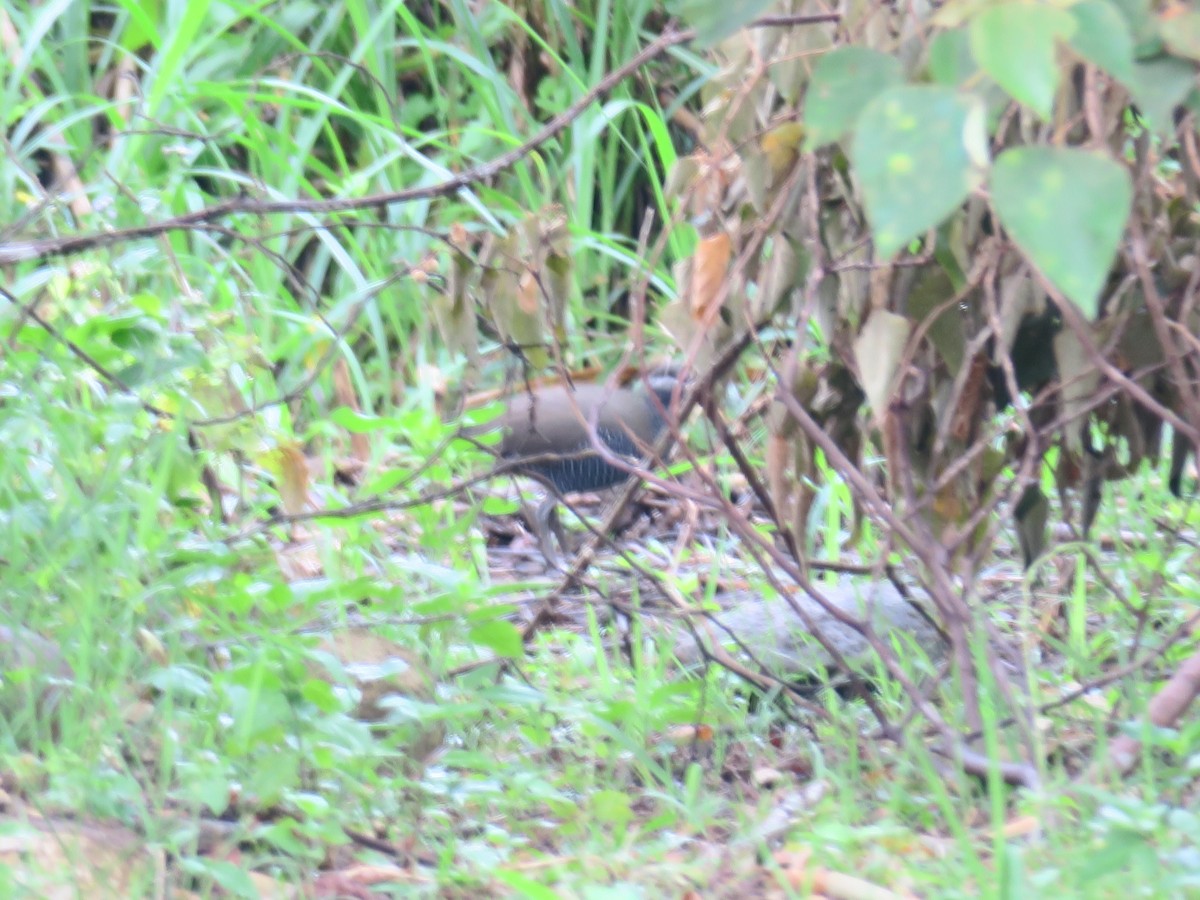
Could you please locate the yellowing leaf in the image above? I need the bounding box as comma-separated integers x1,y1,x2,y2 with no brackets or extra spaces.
516,267,539,315
853,310,911,426
761,122,805,177
273,443,309,516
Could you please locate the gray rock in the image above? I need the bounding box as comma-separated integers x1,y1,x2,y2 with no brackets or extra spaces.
673,579,946,678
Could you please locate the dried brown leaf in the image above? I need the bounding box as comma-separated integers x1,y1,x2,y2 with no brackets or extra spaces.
691,232,732,321
274,443,309,517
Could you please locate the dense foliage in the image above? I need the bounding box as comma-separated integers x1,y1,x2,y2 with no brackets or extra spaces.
1,0,1198,895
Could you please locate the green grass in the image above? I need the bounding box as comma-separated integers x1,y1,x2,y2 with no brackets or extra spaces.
2,1,1199,897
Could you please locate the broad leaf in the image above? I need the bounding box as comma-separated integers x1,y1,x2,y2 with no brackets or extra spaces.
1129,55,1196,134
804,47,902,148
1014,485,1049,568
969,2,1076,119
329,407,401,433
851,86,988,259
1161,10,1200,61
1053,323,1103,453
1069,0,1136,84
854,310,912,426
928,29,977,87
469,619,524,659
1105,0,1158,52
907,266,965,372
991,147,1131,318
671,0,775,47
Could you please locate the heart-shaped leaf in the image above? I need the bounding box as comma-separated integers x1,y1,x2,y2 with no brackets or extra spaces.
991,147,1131,318
970,2,1076,119
804,47,902,148
1068,0,1135,84
851,86,988,259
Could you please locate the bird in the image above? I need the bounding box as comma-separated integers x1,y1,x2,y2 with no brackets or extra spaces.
466,368,684,560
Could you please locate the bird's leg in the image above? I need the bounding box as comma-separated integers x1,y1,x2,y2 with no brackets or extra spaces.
533,495,566,568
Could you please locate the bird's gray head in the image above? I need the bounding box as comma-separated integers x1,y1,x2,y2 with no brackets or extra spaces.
636,365,688,414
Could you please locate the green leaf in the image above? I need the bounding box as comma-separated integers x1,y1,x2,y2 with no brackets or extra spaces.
969,2,1076,119
358,468,412,496
1129,55,1196,134
1106,0,1159,54
803,47,902,148
1069,0,1136,84
469,619,524,659
851,86,988,259
188,858,259,899
928,29,1014,128
145,665,212,699
590,788,635,826
481,495,518,516
112,0,164,52
1188,88,1200,119
991,147,1131,318
329,407,400,433
928,29,977,87
670,0,776,47
1161,11,1200,61
1015,484,1049,568
144,0,213,116
493,871,562,900
907,266,966,372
